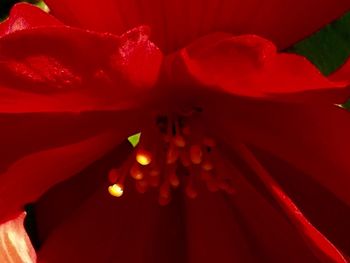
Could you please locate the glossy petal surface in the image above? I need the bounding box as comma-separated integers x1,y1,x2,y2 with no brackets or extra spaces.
0,26,162,112
44,0,350,52
0,10,161,222
0,3,62,36
175,34,349,104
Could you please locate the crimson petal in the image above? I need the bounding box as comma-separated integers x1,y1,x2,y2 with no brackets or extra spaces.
175,33,350,104
206,99,350,209
0,14,161,222
232,143,347,262
34,140,133,244
184,190,255,262
250,146,350,255
0,3,62,36
37,184,186,262
44,0,350,52
0,26,162,110
36,157,328,262
215,162,323,262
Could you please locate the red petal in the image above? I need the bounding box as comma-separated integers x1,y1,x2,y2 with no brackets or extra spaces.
0,3,62,36
214,162,322,262
0,26,162,112
174,34,349,104
250,146,350,255
36,159,330,262
0,125,134,224
232,143,347,262
205,99,350,215
34,140,133,243
184,190,255,262
37,183,186,262
0,25,159,222
44,0,350,52
0,213,36,263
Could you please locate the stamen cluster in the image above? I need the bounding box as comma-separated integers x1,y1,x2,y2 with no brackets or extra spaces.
108,111,235,205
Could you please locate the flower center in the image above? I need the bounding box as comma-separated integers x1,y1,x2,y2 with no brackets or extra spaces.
107,108,235,205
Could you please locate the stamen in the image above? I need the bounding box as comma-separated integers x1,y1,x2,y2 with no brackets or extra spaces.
136,150,152,166
107,109,235,205
108,183,124,197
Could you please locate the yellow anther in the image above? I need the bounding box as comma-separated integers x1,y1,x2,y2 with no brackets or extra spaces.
136,150,152,166
108,184,124,197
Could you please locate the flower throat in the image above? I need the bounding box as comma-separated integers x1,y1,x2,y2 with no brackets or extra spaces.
107,108,235,205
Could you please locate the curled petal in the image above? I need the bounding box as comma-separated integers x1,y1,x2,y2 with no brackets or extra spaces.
0,24,160,222
0,3,62,36
44,0,350,52
175,34,349,104
0,26,162,111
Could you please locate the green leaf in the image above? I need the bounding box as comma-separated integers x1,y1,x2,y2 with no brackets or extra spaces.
128,133,141,147
289,12,350,76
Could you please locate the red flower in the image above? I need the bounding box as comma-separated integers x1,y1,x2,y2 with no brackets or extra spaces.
1,1,350,262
